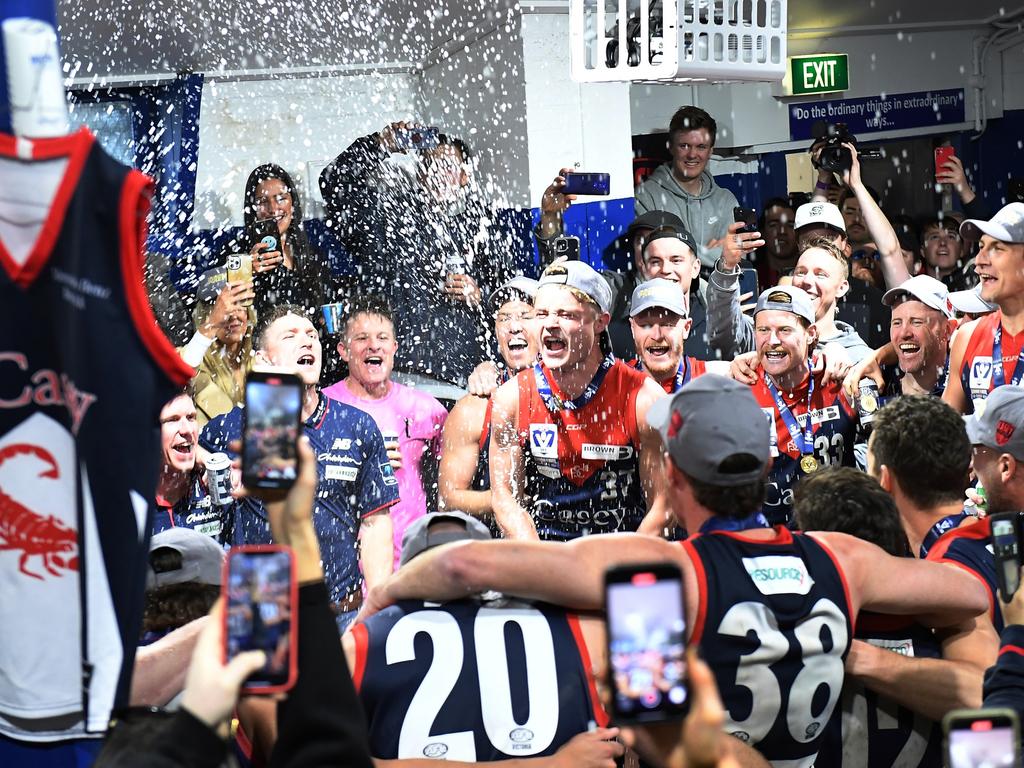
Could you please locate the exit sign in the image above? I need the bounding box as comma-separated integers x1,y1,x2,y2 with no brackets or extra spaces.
789,54,849,96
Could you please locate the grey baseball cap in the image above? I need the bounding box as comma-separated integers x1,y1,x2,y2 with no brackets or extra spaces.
964,385,1024,459
146,528,224,589
400,511,492,567
881,274,954,319
961,202,1024,244
489,275,538,311
753,285,816,325
642,225,700,262
646,374,771,486
948,285,997,316
537,261,613,314
630,278,689,318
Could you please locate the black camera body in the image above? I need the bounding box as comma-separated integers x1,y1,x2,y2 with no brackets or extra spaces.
811,122,858,175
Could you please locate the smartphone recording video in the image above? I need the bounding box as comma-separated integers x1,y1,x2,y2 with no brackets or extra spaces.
944,709,1021,768
605,563,688,723
733,206,759,234
242,371,302,491
250,217,279,254
224,546,297,693
563,172,610,196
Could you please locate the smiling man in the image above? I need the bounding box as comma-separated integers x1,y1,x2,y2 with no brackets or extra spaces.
488,262,668,540
634,106,739,270
746,286,859,525
945,203,1024,415
201,304,399,628
153,390,225,541
323,296,448,569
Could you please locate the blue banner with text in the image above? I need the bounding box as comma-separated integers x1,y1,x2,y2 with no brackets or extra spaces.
788,89,966,141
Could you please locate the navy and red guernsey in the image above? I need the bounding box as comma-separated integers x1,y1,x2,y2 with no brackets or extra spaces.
351,598,608,761
959,310,1024,414
927,517,1002,632
683,527,853,768
0,128,193,741
749,366,857,527
816,612,942,768
516,359,648,540
627,356,707,393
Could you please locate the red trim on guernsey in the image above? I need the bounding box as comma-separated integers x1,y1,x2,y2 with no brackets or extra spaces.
350,622,369,693
234,713,255,761
680,539,708,644
0,128,93,289
118,169,194,386
1000,645,1024,658
361,497,399,519
312,395,330,430
566,614,610,727
478,397,494,452
808,534,856,636
715,525,794,545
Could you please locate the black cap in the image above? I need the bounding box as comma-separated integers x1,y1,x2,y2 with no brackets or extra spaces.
642,225,700,261
626,210,686,241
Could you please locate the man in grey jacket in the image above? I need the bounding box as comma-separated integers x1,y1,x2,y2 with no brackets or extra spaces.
633,106,739,271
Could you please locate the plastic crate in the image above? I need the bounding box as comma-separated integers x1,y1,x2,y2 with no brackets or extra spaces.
570,0,787,83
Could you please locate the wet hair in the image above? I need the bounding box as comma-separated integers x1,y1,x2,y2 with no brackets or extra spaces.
668,106,717,146
142,547,219,634
799,235,850,278
869,397,971,509
794,467,911,556
343,295,395,340
683,456,766,520
253,303,311,350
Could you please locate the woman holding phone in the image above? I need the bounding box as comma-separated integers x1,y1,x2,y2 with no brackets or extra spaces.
221,163,330,322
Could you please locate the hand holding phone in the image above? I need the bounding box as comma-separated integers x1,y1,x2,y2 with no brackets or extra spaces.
935,146,956,179
733,206,759,235
224,545,298,694
562,172,610,196
243,371,303,492
605,563,688,723
991,512,1023,601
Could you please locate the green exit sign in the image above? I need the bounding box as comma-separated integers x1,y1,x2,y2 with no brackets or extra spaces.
789,54,849,96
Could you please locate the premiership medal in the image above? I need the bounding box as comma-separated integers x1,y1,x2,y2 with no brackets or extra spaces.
860,393,877,413
800,455,819,474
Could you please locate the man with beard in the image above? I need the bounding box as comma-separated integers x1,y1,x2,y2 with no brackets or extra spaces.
746,286,859,525
438,277,539,527
201,305,399,628
488,261,668,540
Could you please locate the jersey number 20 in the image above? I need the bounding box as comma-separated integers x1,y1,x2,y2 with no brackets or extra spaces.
386,607,560,760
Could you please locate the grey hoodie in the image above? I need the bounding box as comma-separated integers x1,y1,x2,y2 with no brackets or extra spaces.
634,164,739,269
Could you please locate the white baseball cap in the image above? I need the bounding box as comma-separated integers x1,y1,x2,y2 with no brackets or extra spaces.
961,202,1024,244
794,202,846,234
881,275,954,319
948,285,997,316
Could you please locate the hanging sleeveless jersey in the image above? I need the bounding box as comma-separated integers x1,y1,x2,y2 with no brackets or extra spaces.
749,367,857,526
0,128,193,741
516,360,647,540
351,598,608,760
683,527,853,768
816,613,942,768
927,517,1002,632
959,311,1024,415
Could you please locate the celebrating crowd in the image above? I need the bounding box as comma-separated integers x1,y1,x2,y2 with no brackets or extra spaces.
13,101,1024,768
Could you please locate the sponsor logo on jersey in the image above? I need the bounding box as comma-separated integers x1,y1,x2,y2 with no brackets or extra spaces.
380,462,398,485
509,727,534,749
331,438,352,450
423,743,448,758
318,451,359,465
529,424,558,459
580,443,634,461
970,356,994,390
742,555,814,595
796,406,840,426
866,637,916,656
185,509,218,525
326,465,359,481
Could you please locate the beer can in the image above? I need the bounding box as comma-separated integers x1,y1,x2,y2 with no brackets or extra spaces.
3,19,69,138
857,379,881,427
205,453,233,506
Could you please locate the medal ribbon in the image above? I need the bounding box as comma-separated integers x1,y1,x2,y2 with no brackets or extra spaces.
991,322,1024,389
534,354,615,414
631,357,691,393
764,363,816,460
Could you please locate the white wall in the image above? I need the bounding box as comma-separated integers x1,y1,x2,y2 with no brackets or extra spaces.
418,9,531,207
521,13,635,207
193,72,419,230
631,29,1006,150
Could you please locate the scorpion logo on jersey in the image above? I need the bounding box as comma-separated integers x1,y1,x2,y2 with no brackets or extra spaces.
0,443,78,579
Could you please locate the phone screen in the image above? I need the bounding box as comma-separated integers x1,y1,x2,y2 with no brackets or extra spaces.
947,715,1019,768
243,373,302,490
606,565,687,722
563,172,610,196
251,218,279,253
225,547,296,691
